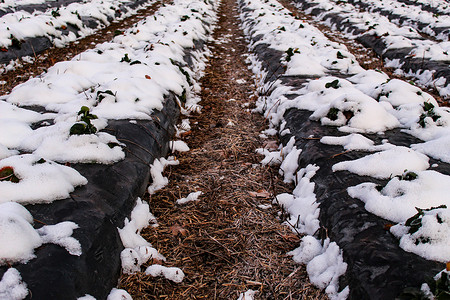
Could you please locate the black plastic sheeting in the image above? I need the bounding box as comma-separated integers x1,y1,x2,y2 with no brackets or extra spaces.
242,7,447,297
281,110,446,299
341,0,450,39
0,0,152,64
0,93,180,300
0,0,151,17
291,0,450,94
394,0,450,16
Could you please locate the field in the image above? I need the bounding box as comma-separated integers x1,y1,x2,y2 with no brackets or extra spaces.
0,0,449,299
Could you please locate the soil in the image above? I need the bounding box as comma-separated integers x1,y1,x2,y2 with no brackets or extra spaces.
117,0,327,298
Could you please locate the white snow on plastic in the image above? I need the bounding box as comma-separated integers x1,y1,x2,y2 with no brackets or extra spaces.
77,295,96,300
289,236,349,300
391,207,450,263
295,0,450,98
348,169,450,222
37,221,82,256
275,165,320,235
279,146,301,183
0,202,42,265
0,201,81,266
0,268,28,300
332,146,429,179
0,154,87,204
0,0,156,50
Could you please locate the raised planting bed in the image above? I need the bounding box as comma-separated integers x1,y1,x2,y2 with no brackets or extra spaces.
0,0,156,65
291,0,450,99
240,0,449,298
0,0,218,298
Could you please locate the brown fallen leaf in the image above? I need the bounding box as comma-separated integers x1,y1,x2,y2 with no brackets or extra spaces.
145,75,151,79
151,257,164,265
170,224,189,237
180,130,192,137
248,189,271,198
263,140,278,151
384,223,394,231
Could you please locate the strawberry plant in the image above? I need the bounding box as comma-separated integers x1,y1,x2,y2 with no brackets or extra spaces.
419,102,440,128
69,106,98,135
326,107,339,121
285,47,300,62
10,35,21,49
405,205,447,235
325,79,340,89
96,90,115,104
120,53,142,65
336,51,346,59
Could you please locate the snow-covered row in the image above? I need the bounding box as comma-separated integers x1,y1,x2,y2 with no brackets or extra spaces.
0,0,218,298
240,0,448,297
0,0,153,48
0,0,156,69
0,0,79,12
292,0,450,99
331,0,450,41
395,0,450,15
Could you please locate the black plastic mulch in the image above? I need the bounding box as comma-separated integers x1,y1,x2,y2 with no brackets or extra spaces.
291,0,450,98
0,0,152,64
240,1,447,298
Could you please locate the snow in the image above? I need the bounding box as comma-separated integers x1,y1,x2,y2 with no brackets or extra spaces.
118,198,166,274
0,154,87,204
145,264,185,283
348,170,450,222
275,165,320,235
106,288,133,300
391,207,450,262
0,0,156,51
170,140,190,152
295,0,450,98
237,289,257,300
147,157,180,194
412,135,450,163
77,295,96,300
176,191,203,205
0,202,41,265
0,268,28,300
0,201,81,266
288,236,348,299
37,221,82,256
332,146,430,179
242,0,450,296
279,146,301,183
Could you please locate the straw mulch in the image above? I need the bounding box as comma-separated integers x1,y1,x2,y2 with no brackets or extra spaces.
118,0,327,299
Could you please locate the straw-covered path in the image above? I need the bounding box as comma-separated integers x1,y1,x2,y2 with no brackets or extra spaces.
119,0,326,298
